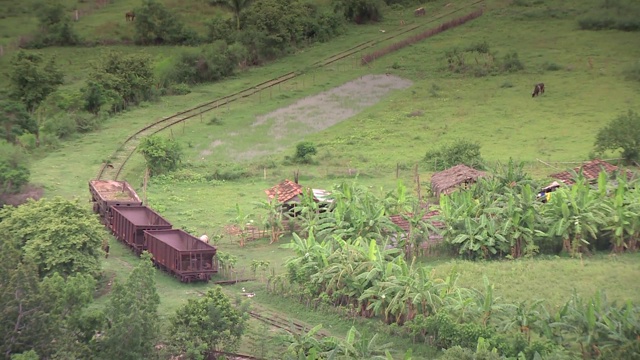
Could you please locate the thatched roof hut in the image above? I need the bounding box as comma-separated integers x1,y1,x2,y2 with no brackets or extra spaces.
430,164,486,198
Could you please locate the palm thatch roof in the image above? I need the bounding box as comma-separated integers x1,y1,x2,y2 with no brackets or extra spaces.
430,164,486,197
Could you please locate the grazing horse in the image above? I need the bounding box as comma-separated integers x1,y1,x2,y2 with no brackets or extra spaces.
125,11,135,21
532,83,545,97
414,7,426,16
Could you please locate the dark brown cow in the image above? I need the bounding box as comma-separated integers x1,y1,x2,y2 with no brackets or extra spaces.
125,11,135,21
532,83,545,97
414,7,426,16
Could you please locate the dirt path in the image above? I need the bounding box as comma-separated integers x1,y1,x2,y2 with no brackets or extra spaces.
224,74,412,160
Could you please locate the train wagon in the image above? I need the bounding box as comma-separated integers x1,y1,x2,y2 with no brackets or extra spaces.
110,205,173,255
144,229,218,283
89,180,143,224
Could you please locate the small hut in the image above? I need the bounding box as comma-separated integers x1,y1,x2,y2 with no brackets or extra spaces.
549,159,633,185
264,179,331,216
388,210,445,254
430,164,487,198
265,179,304,204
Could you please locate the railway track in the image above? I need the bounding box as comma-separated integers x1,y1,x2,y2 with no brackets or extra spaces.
95,0,485,181
248,310,328,339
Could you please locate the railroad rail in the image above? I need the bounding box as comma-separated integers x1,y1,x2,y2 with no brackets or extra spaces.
95,0,485,181
248,311,328,339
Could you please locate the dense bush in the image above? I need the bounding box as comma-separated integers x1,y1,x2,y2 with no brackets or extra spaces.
0,140,30,194
24,1,80,48
84,51,155,113
424,139,485,171
444,43,524,77
138,135,183,176
134,0,201,45
332,0,384,24
289,141,318,164
578,0,640,31
593,110,640,164
156,42,243,86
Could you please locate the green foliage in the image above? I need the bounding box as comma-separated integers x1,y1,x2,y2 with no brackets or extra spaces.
0,240,97,358
10,350,39,360
157,42,241,86
332,0,384,24
578,0,640,31
207,16,236,42
444,45,525,77
27,1,80,48
8,51,64,113
0,140,30,194
0,100,36,143
0,197,104,278
139,135,183,176
169,286,248,356
100,252,160,360
84,51,155,113
424,138,485,171
211,0,254,30
292,141,318,164
134,0,201,45
593,110,640,164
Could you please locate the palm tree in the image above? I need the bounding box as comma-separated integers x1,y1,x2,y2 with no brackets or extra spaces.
212,0,253,30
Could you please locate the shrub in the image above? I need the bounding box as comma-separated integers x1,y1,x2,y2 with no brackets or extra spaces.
26,1,81,48
501,52,524,72
138,135,183,176
292,141,317,164
332,0,384,24
543,61,562,71
578,0,640,31
134,0,201,45
593,110,640,164
424,139,485,171
0,140,30,194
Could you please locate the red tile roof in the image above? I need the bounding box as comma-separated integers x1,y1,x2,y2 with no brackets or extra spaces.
550,159,628,185
265,179,304,203
389,210,444,232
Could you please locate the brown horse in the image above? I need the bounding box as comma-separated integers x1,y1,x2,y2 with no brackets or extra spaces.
532,83,545,97
414,7,426,16
125,11,135,21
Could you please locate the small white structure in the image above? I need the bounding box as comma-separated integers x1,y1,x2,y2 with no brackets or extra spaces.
199,234,209,243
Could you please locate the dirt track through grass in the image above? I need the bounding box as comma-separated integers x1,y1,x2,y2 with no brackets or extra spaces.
220,74,413,160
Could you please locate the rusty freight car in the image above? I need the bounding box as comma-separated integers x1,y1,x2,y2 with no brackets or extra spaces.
89,180,143,224
110,205,173,255
144,229,218,283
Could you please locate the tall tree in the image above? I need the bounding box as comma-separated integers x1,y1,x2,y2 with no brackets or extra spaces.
212,0,254,30
168,286,248,357
594,110,640,164
0,197,105,278
0,240,97,358
8,51,63,113
100,252,160,360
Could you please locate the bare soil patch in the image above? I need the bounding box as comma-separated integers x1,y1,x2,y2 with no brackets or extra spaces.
253,74,412,138
0,185,44,207
233,74,412,160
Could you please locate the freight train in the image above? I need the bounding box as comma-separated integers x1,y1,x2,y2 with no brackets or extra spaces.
89,179,218,282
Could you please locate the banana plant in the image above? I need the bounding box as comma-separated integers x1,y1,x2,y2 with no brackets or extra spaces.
542,177,611,255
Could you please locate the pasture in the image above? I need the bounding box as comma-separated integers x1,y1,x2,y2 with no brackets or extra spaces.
3,0,640,357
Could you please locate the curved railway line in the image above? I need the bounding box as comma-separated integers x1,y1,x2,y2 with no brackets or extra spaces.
95,0,485,181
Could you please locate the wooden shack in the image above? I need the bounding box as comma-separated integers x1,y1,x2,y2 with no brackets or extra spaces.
430,164,487,199
549,159,634,185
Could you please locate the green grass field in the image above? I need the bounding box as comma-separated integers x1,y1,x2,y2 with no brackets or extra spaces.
3,0,640,357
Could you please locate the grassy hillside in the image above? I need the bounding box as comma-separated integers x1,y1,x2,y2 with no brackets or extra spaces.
3,0,640,357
